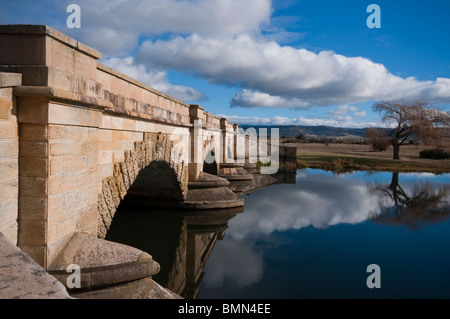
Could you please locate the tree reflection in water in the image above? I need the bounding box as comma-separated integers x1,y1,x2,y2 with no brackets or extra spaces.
368,172,450,230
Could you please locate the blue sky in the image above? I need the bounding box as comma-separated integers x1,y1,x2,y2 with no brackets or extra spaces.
1,0,449,127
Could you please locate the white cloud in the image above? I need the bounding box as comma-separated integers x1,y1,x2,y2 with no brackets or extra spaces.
230,89,308,109
103,57,207,102
226,172,380,241
328,104,367,121
354,111,367,118
137,34,450,108
66,0,272,57
329,104,352,116
219,114,385,128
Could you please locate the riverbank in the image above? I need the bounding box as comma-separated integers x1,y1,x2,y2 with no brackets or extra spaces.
289,142,450,173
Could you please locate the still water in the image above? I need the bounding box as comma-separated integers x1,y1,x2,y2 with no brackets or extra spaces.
106,169,450,299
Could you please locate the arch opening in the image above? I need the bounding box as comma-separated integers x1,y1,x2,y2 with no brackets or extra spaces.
127,160,184,202
97,132,188,239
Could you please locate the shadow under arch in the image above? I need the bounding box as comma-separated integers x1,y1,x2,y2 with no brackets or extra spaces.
127,160,184,202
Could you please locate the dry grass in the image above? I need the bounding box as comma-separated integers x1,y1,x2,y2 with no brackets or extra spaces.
288,142,450,173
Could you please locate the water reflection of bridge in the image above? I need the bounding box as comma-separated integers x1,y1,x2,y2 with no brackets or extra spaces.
106,170,296,298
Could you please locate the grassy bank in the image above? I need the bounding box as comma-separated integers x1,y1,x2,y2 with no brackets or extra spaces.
290,142,450,173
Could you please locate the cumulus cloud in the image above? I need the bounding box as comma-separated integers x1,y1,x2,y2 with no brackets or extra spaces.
354,111,367,118
104,57,207,102
5,0,450,111
64,0,272,57
137,34,450,108
327,104,368,123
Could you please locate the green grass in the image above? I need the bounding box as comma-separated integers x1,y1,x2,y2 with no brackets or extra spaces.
298,154,449,173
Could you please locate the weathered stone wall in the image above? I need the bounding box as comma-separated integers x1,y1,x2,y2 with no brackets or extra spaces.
0,73,21,244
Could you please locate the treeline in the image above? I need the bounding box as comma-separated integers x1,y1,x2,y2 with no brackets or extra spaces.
281,132,367,145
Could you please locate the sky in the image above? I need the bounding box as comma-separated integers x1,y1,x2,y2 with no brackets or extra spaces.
1,0,450,128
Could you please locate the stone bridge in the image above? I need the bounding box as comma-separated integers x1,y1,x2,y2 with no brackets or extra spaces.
0,25,296,298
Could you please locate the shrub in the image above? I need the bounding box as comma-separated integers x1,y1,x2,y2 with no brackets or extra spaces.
364,128,391,151
419,148,450,160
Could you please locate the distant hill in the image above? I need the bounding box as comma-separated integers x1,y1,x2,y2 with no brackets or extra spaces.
238,125,376,139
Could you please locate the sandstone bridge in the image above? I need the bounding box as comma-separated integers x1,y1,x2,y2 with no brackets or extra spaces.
0,25,297,298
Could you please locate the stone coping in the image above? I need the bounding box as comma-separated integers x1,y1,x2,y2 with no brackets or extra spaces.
14,85,113,109
0,232,71,299
0,71,22,87
48,232,160,291
97,62,190,110
0,24,101,59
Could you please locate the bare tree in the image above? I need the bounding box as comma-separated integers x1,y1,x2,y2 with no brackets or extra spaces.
373,99,450,159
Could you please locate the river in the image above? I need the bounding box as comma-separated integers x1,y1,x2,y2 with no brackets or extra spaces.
106,168,450,299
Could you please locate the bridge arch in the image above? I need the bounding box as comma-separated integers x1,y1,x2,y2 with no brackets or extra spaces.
97,132,188,239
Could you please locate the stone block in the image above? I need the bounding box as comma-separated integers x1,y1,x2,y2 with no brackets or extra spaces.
98,129,113,143
50,141,80,156
47,194,65,222
123,118,136,131
21,124,48,141
19,157,48,177
76,204,98,230
99,163,114,180
0,72,22,87
110,117,124,130
112,130,123,140
0,33,47,65
76,168,97,188
62,155,89,173
112,150,125,162
18,245,47,269
49,157,64,175
20,141,48,158
19,196,47,221
17,100,49,124
0,121,18,140
99,151,113,165
0,158,18,179
88,127,98,140
48,125,65,139
0,139,18,159
19,176,47,197
48,174,77,195
64,126,88,142
0,199,18,230
0,97,13,120
64,189,88,215
18,220,47,246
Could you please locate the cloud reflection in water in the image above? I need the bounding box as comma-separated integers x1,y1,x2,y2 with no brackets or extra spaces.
202,169,450,292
